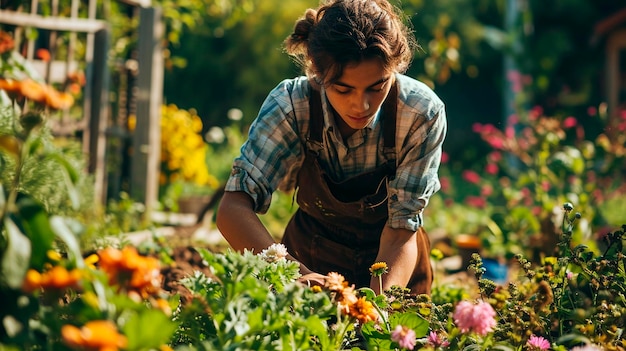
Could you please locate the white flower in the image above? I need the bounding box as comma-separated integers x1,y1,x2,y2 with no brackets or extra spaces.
259,243,289,263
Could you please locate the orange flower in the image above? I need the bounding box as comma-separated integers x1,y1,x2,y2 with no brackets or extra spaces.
67,70,86,86
36,48,51,62
45,89,74,110
42,266,82,289
347,297,379,324
0,30,15,54
22,266,81,293
61,320,128,351
0,78,75,110
18,79,47,103
22,269,43,293
98,246,162,298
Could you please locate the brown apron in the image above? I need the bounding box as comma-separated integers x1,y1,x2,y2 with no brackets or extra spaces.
281,84,433,295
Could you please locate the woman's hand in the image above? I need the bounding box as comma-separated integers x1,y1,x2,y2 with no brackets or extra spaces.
297,272,327,288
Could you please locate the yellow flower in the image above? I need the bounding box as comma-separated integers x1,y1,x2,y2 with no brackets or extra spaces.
369,261,388,277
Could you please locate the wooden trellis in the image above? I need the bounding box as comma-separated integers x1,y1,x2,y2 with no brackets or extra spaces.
0,0,163,213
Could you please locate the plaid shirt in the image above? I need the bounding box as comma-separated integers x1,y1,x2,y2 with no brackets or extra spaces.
225,73,447,231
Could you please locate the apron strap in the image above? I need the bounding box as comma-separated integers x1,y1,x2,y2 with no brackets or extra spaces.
308,81,398,149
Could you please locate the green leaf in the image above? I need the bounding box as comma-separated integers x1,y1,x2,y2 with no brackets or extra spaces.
50,216,84,268
14,196,54,270
124,309,177,351
389,312,430,337
1,217,31,289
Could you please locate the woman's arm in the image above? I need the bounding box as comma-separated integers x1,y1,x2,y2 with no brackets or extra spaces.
216,191,327,285
215,191,276,253
371,226,418,294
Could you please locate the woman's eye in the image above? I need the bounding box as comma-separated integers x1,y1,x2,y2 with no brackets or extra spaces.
334,88,350,94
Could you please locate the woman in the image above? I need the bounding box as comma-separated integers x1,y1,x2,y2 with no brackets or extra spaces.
216,0,446,295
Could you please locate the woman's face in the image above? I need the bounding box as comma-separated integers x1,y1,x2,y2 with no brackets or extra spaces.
324,58,394,135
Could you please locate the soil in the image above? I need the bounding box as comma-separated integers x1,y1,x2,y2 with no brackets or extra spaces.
156,224,221,303
156,223,480,302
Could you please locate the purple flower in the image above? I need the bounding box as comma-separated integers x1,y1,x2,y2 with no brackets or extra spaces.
391,325,416,350
427,331,450,348
527,335,550,351
453,300,497,336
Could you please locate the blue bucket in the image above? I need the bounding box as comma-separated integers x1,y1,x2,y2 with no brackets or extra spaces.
482,258,509,284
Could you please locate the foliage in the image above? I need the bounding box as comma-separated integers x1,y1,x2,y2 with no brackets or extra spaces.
430,76,626,262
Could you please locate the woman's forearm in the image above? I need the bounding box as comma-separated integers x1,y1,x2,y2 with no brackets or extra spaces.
215,191,276,254
371,226,418,293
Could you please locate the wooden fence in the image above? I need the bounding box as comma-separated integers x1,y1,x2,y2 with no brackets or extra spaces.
0,0,163,213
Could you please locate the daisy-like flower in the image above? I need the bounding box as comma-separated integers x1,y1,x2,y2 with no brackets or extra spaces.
527,334,550,351
391,325,416,350
259,243,289,263
325,272,348,292
453,300,497,336
369,262,389,277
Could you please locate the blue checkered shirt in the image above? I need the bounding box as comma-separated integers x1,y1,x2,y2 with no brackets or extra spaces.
225,73,447,232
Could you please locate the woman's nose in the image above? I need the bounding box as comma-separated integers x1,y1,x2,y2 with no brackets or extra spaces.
353,93,370,113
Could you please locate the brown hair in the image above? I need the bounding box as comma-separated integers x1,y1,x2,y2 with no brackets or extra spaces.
284,0,417,85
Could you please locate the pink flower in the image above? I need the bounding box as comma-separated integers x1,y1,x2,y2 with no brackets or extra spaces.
462,170,481,184
527,335,550,351
453,300,497,336
563,116,577,128
441,152,449,164
570,344,603,351
427,331,450,348
439,176,450,193
485,163,498,175
464,196,487,209
391,325,416,350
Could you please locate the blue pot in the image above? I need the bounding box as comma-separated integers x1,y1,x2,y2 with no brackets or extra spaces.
482,258,509,284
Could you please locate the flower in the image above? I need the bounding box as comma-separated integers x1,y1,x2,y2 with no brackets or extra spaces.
98,246,162,298
61,320,127,351
22,266,82,293
453,300,497,336
369,261,389,277
391,325,417,350
348,296,379,324
325,272,348,291
36,48,51,62
570,344,603,351
259,243,288,263
427,331,450,348
527,334,551,351
0,30,15,54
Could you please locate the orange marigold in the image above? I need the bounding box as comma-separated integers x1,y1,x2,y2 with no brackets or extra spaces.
22,266,81,293
61,320,127,351
98,246,162,298
348,297,379,324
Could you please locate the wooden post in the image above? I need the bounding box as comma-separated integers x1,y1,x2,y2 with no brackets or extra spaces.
130,6,163,217
87,28,111,205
